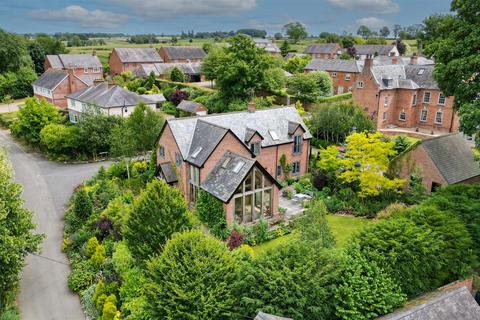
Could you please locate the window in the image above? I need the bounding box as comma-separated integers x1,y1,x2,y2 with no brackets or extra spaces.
383,112,387,121
93,67,100,73
420,109,428,122
293,135,302,154
159,146,165,158
250,142,260,156
292,161,301,175
124,63,129,68
276,165,282,177
384,96,389,107
69,112,78,123
357,81,364,88
338,86,344,94
412,94,417,106
84,68,88,73
399,111,406,121
348,86,353,92
72,100,76,107
175,152,182,166
423,92,431,103
331,72,337,77
438,93,446,105
345,73,351,81
189,165,200,204
435,111,443,124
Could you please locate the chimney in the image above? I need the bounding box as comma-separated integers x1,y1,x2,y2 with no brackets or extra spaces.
93,78,105,86
410,53,418,65
391,56,398,65
67,69,74,92
247,100,256,113
362,54,374,74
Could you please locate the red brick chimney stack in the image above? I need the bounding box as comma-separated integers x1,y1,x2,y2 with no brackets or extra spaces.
248,100,256,113
410,53,418,65
391,56,398,65
363,54,374,74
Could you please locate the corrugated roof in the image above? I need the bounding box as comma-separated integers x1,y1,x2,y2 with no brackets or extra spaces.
255,312,293,320
354,44,396,55
421,133,480,184
305,59,363,73
161,46,206,60
177,100,203,113
304,43,340,54
32,70,68,90
377,286,480,320
66,82,154,108
114,48,163,63
167,106,312,159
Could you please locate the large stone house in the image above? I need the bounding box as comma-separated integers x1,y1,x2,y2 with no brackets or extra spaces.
32,70,89,108
352,56,459,133
44,54,103,84
303,43,342,59
133,62,204,82
66,82,155,122
156,105,311,225
353,44,399,60
305,59,363,95
109,48,163,75
159,46,206,63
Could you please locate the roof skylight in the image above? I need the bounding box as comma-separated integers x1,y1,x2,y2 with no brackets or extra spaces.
269,130,279,141
232,161,245,173
418,69,425,75
191,146,202,159
222,157,231,168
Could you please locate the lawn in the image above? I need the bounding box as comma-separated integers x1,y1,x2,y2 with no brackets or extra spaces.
0,111,18,128
252,214,375,255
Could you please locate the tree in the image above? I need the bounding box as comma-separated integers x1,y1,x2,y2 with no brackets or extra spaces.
286,71,333,103
284,55,311,74
393,24,402,39
379,26,391,38
284,22,308,43
237,29,267,38
334,246,406,320
170,89,189,106
27,41,46,74
280,40,291,56
195,190,228,239
40,123,80,157
274,32,283,40
317,132,405,198
0,149,43,310
169,67,186,82
357,25,372,38
341,36,355,49
395,39,406,55
109,123,136,179
0,28,33,73
297,200,335,247
123,179,191,262
201,46,226,81
420,2,480,147
144,230,238,319
11,97,63,144
125,102,164,154
73,188,94,220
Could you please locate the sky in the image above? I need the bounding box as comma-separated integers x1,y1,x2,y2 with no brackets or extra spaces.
1,0,452,35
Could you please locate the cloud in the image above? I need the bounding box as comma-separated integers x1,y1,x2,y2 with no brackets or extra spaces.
29,5,128,28
326,0,400,14
109,0,256,17
356,17,387,28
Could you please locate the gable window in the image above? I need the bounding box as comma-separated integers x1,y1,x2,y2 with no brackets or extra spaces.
384,96,389,107
345,73,351,81
292,161,301,175
435,111,443,124
423,92,431,103
399,111,406,121
412,94,417,106
250,142,261,156
175,152,182,166
438,93,446,105
189,165,200,205
420,109,428,122
84,68,88,73
293,135,302,154
357,81,364,89
159,146,165,158
331,72,337,77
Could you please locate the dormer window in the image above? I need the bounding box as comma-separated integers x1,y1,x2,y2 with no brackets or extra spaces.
293,135,302,154
250,142,261,156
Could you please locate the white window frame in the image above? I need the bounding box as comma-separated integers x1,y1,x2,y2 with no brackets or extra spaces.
348,86,353,92
399,111,406,121
420,109,428,122
345,73,351,81
250,142,261,156
293,135,302,154
69,112,78,123
438,93,446,105
84,68,89,73
412,94,417,106
357,81,364,89
423,92,431,103
331,72,337,78
435,111,443,124
383,111,387,121
292,161,301,175
384,96,389,107
93,67,100,73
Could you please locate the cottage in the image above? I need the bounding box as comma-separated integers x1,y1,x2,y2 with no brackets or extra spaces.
109,48,163,75
303,43,341,59
176,100,207,116
32,70,89,109
353,44,399,60
44,54,103,84
398,134,480,192
133,62,204,82
66,82,155,122
253,38,281,55
353,56,459,133
159,46,206,63
156,105,311,225
304,59,363,95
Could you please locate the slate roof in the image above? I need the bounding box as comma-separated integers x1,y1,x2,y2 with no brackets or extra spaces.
354,44,396,56
141,94,166,103
161,46,206,60
373,56,435,66
159,162,178,183
284,52,307,60
377,286,480,320
421,133,480,184
185,120,228,167
370,64,439,90
46,54,102,69
304,43,340,54
200,151,256,202
133,62,202,78
66,82,154,108
255,312,293,320
177,100,204,113
305,59,363,73
32,70,68,90
166,106,312,159
253,39,281,53
113,48,163,63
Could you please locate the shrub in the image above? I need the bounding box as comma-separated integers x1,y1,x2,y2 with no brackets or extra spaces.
81,283,99,319
297,200,335,247
286,71,333,103
96,294,107,312
102,302,118,320
227,230,244,250
40,123,80,158
170,89,189,106
91,244,106,267
195,190,228,239
73,188,93,221
376,202,407,219
68,260,96,292
95,216,115,240
253,219,269,243
85,236,99,258
144,230,238,319
170,67,186,82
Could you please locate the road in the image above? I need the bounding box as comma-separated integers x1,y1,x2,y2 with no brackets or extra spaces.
0,129,109,320
0,100,24,113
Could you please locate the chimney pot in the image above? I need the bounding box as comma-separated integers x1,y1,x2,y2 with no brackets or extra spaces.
391,57,398,65
410,54,418,65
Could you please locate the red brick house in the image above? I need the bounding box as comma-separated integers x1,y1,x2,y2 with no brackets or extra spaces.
45,54,103,84
303,43,341,59
156,105,311,225
353,44,399,60
304,59,363,95
32,70,89,109
352,57,459,133
109,48,163,76
159,46,206,63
